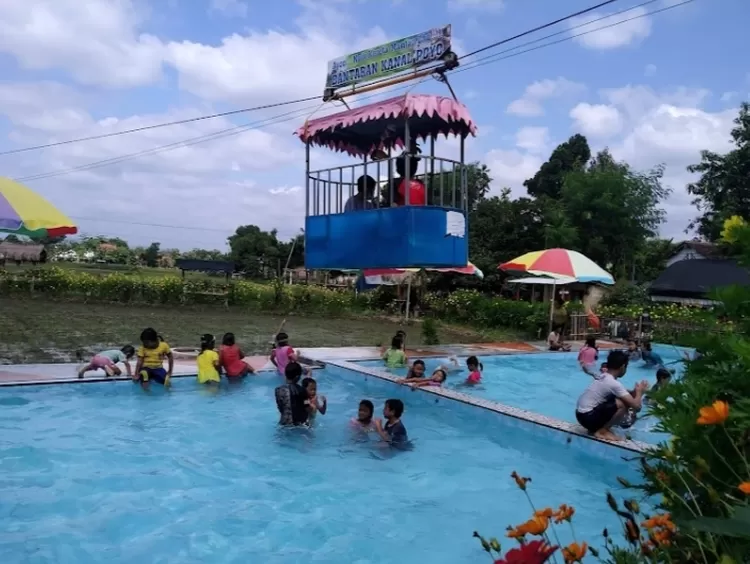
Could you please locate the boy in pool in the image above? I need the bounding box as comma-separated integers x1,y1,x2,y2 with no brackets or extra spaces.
398,368,447,389
78,345,135,379
641,342,664,367
351,399,375,430
374,398,408,447
135,328,174,389
406,359,426,378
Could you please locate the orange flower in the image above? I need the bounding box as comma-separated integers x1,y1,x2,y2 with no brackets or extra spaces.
511,471,531,491
697,400,729,425
624,517,640,544
739,482,750,495
516,515,550,536
506,527,526,540
642,514,675,532
651,528,673,546
562,541,588,563
554,504,575,523
534,507,554,519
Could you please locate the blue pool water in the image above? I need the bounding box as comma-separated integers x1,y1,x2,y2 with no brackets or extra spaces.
355,344,690,444
0,368,638,563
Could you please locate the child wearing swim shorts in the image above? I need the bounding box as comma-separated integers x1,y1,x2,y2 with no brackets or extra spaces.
78,345,135,379
196,334,220,385
219,332,253,379
135,327,174,389
302,376,327,419
464,356,483,386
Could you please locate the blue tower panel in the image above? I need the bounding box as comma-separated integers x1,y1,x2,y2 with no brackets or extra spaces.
305,207,468,269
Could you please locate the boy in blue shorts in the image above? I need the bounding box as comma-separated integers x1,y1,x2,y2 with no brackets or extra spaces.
135,328,174,389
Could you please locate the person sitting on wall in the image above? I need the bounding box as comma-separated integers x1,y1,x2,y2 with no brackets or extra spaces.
344,175,377,212
393,150,426,207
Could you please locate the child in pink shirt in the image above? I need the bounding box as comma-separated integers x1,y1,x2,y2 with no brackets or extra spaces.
464,356,483,385
270,332,297,376
578,336,599,377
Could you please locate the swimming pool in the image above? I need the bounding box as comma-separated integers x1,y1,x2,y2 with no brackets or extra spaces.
354,344,689,444
0,368,637,563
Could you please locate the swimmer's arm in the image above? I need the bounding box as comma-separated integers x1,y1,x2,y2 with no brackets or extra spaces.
270,350,278,366
134,356,144,379
123,360,132,378
373,418,391,442
318,396,327,415
408,380,433,388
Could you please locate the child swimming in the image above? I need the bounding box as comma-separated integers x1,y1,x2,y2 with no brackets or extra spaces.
406,359,426,378
351,399,375,430
196,334,221,385
219,332,254,379
398,368,447,389
77,345,135,379
302,377,327,419
382,336,407,368
439,356,462,374
641,342,664,367
578,336,599,377
135,328,174,389
271,332,297,376
463,356,483,386
626,340,641,361
373,398,408,447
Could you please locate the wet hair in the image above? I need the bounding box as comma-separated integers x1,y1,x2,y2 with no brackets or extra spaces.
585,336,596,348
357,175,377,194
285,361,303,382
433,368,447,382
643,341,653,351
359,399,374,416
391,336,403,349
656,368,672,382
200,333,215,352
276,332,289,346
301,377,316,390
412,359,425,368
385,398,404,418
140,327,158,344
466,355,484,371
121,345,135,358
222,332,236,346
606,350,629,371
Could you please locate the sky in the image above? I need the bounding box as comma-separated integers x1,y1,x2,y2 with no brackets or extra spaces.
0,0,747,252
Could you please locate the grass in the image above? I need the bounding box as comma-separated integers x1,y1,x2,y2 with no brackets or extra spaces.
0,298,523,364
2,262,221,281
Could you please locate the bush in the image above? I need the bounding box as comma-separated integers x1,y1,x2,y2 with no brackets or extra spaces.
422,317,440,345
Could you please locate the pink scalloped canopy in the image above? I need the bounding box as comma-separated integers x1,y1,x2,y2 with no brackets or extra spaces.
295,94,477,157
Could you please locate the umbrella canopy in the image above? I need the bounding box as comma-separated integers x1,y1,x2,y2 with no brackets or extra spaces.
363,262,484,281
499,248,614,285
0,177,77,238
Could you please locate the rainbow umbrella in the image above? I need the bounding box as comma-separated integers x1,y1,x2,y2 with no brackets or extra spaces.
499,248,613,285
0,177,77,238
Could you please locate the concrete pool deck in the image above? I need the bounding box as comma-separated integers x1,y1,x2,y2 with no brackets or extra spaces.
0,339,649,454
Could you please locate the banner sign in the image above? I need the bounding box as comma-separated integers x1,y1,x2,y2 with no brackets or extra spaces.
325,25,452,92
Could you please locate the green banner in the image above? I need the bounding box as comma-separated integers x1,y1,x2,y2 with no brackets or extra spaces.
325,25,452,92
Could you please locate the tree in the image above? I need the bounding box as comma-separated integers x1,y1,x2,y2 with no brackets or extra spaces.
686,102,750,241
141,242,161,268
2,234,20,243
228,225,286,277
523,134,591,199
429,161,492,210
560,150,670,279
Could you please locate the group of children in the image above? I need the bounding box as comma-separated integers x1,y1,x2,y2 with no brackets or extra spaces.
380,331,484,388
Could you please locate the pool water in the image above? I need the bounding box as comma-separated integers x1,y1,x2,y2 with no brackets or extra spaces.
0,369,637,563
355,344,690,444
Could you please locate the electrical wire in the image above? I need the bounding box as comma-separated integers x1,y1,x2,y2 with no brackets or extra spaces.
0,0,625,158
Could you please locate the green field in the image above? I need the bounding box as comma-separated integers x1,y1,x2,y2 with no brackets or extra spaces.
0,298,519,364
2,261,222,281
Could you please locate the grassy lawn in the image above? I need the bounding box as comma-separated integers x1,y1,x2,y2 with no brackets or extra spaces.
0,298,522,364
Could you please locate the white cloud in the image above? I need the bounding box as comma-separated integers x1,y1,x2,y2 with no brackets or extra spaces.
447,0,504,12
515,127,549,154
570,7,652,50
209,0,248,17
721,91,738,103
569,103,623,138
506,78,585,117
484,149,542,197
0,0,164,88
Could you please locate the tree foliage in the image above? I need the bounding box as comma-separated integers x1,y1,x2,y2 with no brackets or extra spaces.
228,225,304,276
687,102,750,241
523,134,591,199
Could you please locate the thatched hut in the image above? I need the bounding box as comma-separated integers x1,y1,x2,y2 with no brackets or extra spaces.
0,242,47,265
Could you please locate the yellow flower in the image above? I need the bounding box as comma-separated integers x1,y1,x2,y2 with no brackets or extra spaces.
697,400,729,425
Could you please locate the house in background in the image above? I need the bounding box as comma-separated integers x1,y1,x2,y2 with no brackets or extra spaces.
0,242,47,265
650,241,750,306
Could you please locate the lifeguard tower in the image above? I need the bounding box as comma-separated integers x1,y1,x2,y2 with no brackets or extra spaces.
295,25,476,270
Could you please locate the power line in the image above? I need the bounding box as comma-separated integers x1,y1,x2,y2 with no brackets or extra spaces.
15,0,693,185
0,0,625,158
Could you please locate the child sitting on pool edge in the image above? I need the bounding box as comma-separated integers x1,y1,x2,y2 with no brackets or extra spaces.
135,328,174,389
196,333,221,385
78,345,135,379
219,332,254,379
374,398,408,447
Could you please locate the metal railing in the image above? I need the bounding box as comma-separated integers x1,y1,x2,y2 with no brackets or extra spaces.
306,154,468,217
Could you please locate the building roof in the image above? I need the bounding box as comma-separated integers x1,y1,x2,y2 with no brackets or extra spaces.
175,258,235,273
0,242,45,261
674,240,722,259
649,258,750,298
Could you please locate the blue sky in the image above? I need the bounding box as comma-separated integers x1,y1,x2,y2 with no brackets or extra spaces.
0,0,746,251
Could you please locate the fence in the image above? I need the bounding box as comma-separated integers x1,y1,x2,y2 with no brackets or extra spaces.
568,313,726,344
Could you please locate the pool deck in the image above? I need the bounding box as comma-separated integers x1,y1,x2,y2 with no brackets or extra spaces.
0,339,649,454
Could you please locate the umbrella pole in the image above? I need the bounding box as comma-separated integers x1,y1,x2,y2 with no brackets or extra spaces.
404,277,412,323
548,280,556,336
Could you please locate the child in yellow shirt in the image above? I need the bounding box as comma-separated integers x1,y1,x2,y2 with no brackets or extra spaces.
135,327,174,389
197,334,220,385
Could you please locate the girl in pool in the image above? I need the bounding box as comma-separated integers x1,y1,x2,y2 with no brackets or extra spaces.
463,356,483,386
398,368,447,389
302,377,327,419
382,336,407,369
578,336,599,377
351,399,375,430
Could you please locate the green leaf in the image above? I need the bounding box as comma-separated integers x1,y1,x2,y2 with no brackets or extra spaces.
678,506,750,539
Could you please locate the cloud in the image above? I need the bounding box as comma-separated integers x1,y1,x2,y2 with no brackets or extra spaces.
506,78,585,117
209,0,248,17
515,127,549,154
484,149,542,197
447,0,504,12
569,103,623,138
0,0,164,88
570,6,652,50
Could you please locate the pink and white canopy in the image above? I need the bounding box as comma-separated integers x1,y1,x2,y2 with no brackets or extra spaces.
295,94,477,157
363,262,483,285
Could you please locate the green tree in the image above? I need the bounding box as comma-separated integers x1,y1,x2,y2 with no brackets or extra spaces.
524,134,591,199
429,161,492,210
686,102,750,241
141,242,161,268
228,225,285,277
